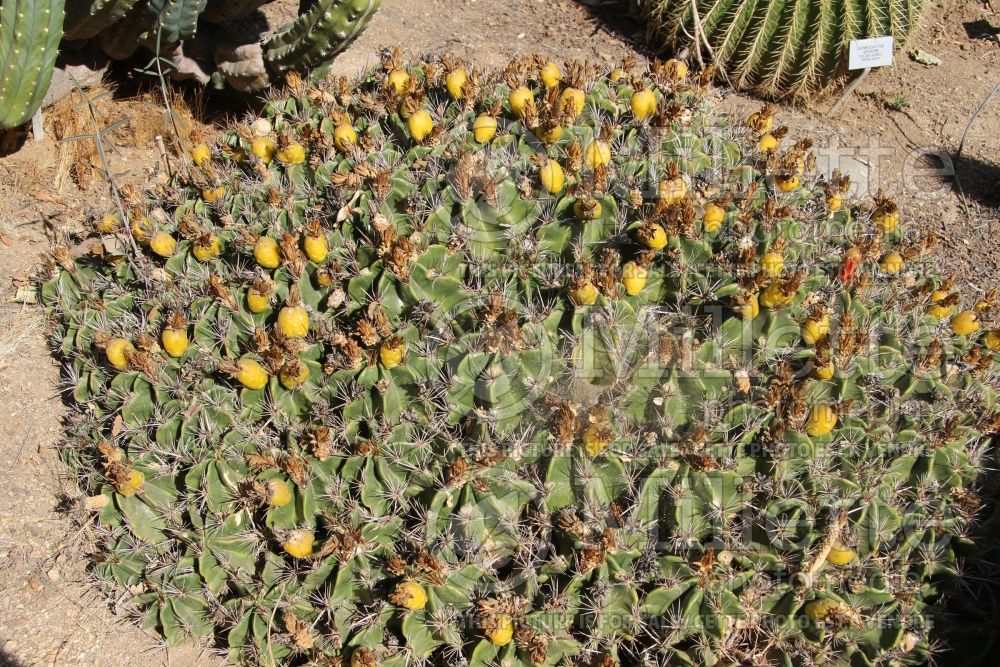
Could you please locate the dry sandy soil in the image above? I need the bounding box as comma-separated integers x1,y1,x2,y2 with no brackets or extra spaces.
0,0,998,665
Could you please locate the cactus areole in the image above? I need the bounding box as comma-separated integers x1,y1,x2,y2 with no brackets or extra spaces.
42,54,999,666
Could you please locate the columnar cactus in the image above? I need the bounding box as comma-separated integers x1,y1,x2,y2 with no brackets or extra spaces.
42,53,1000,666
0,0,65,128
0,0,379,127
627,0,926,97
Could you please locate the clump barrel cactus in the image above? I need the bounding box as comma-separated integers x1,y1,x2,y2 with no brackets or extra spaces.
43,52,1000,666
626,0,926,97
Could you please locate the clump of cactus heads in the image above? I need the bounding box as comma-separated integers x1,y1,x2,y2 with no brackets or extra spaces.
41,52,1000,666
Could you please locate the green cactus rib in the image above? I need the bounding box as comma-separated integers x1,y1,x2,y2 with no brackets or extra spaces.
97,0,151,59
146,0,208,45
63,0,139,41
0,0,65,128
630,0,926,97
40,55,1000,666
263,0,380,73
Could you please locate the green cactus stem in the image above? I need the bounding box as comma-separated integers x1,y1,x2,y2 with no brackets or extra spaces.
0,0,65,128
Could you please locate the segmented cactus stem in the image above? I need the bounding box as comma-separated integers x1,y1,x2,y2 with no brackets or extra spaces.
264,0,381,74
0,0,65,128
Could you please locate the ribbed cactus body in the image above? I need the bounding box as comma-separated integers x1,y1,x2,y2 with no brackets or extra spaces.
263,0,381,73
0,0,65,128
63,0,138,40
146,0,208,45
630,0,925,97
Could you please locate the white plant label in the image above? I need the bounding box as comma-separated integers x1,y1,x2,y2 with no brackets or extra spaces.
848,36,894,69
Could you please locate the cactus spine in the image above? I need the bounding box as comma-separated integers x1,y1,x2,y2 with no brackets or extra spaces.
629,0,926,97
0,0,65,128
264,0,381,73
41,55,999,666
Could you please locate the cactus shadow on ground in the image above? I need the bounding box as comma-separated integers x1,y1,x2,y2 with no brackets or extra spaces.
953,154,1000,208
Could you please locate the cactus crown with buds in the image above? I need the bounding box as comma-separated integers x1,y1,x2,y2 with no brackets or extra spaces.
42,51,1000,666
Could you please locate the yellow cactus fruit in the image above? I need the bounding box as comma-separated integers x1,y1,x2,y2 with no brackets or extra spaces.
96,212,120,233
638,223,668,250
509,86,533,115
775,174,800,192
334,124,357,151
282,529,315,559
487,614,514,646
927,290,953,319
622,261,648,296
826,543,856,567
202,186,226,203
235,359,269,390
747,111,774,132
984,329,1000,351
702,203,725,233
161,313,189,358
827,193,843,212
190,144,211,166
584,141,612,169
279,359,310,389
630,88,656,119
247,288,271,313
568,279,599,307
387,68,410,93
951,310,980,336
806,404,837,437
573,196,602,221
805,599,840,622
759,282,794,309
472,114,497,143
193,234,222,262
254,236,281,269
266,478,292,507
149,231,176,258
538,125,562,144
741,293,760,320
760,252,784,279
394,581,428,610
303,233,328,263
540,62,560,89
560,87,585,116
408,110,434,141
277,142,306,165
380,337,406,369
251,137,276,163
446,67,467,100
658,176,687,205
872,206,899,233
665,58,688,79
277,290,309,338
610,67,627,82
813,359,835,380
582,422,613,457
879,252,903,275
106,338,134,371
116,469,145,497
802,314,830,345
131,216,154,244
758,133,779,152
539,160,565,194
